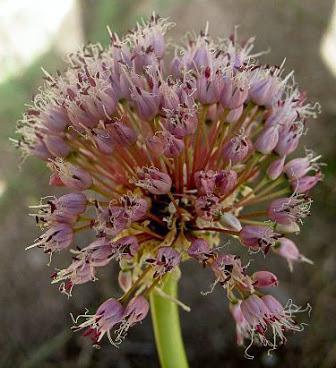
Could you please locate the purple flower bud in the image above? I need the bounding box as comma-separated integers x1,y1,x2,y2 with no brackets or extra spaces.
111,236,139,259
74,297,124,343
261,295,283,315
131,87,160,121
254,126,279,155
163,106,197,139
195,194,220,220
96,297,124,326
215,169,238,196
107,121,137,146
162,132,184,158
276,238,300,260
267,156,285,180
229,302,249,346
40,106,68,133
31,139,52,161
118,270,132,292
187,238,211,262
193,45,211,70
60,263,94,292
170,55,181,78
68,104,98,130
210,254,238,282
30,223,74,253
267,196,311,226
220,77,233,107
97,88,118,117
123,295,149,325
196,67,222,104
150,29,166,60
274,237,313,271
93,128,115,154
121,195,148,222
55,162,93,191
252,271,278,288
220,78,248,110
222,134,251,164
284,159,307,181
240,294,269,328
194,170,216,195
136,167,172,195
275,122,303,156
79,238,113,267
86,297,124,342
265,99,297,128
46,192,87,224
146,134,164,155
291,172,322,193
150,247,181,277
249,69,283,107
104,206,128,236
56,193,87,215
226,105,243,124
44,137,70,160
160,83,180,110
239,225,279,252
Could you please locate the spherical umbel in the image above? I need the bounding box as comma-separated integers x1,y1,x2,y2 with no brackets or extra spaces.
17,13,321,359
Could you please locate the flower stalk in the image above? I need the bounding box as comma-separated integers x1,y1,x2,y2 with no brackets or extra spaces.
150,271,189,368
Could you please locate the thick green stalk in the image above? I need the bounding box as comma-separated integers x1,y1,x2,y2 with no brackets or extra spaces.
149,271,189,368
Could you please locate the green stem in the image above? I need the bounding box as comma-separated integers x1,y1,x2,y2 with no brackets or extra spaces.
149,271,189,368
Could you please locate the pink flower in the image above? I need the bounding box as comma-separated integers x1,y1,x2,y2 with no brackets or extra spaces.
285,157,310,180
74,298,124,343
222,133,251,164
123,296,150,326
194,170,216,195
274,237,313,271
267,156,286,180
215,170,238,196
285,151,322,180
248,66,284,107
50,161,93,191
187,238,213,263
252,271,278,288
291,172,322,193
106,120,137,146
136,167,172,195
44,135,71,157
239,225,279,253
255,125,279,155
220,76,248,109
240,294,269,331
121,195,148,222
267,196,311,226
195,194,220,220
148,246,181,278
28,223,74,254
230,302,250,346
111,236,140,260
275,121,303,156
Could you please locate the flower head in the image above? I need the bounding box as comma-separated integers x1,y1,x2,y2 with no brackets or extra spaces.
18,14,320,355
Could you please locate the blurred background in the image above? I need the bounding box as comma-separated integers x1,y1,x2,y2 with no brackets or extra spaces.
0,1,335,367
